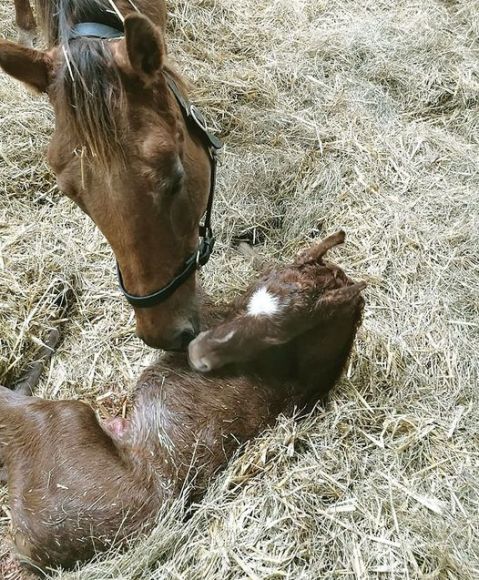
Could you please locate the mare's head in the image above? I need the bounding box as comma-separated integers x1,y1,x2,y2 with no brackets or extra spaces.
0,10,212,350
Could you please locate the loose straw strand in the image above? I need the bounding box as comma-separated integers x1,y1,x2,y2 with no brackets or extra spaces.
106,0,125,23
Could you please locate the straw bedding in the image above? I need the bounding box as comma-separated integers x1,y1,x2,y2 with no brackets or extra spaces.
1,0,478,578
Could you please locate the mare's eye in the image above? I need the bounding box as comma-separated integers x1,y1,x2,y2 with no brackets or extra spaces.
169,169,185,195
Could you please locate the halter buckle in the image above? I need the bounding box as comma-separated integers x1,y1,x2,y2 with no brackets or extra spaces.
197,231,215,267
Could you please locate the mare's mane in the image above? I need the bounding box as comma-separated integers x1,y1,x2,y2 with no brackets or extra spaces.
34,0,170,168
35,0,128,166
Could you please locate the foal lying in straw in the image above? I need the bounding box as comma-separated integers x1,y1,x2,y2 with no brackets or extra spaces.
0,232,365,573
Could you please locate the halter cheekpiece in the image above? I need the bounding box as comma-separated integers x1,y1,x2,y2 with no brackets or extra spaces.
69,20,223,308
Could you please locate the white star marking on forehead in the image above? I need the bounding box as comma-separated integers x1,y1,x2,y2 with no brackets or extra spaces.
247,287,281,317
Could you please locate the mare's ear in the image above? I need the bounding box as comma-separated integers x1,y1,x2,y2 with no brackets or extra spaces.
125,13,165,79
0,40,53,93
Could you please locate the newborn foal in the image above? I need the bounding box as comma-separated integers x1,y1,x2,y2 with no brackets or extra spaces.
0,232,365,573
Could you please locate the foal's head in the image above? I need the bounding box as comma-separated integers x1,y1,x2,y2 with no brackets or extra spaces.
189,232,366,372
0,13,211,350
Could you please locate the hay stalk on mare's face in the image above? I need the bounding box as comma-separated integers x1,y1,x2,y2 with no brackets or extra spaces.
0,0,217,350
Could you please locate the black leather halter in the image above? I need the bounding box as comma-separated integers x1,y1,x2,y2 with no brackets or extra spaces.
69,22,223,308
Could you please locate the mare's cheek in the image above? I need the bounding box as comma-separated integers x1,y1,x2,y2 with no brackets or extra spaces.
170,188,197,235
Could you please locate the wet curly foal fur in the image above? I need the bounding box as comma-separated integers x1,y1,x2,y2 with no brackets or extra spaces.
0,233,365,572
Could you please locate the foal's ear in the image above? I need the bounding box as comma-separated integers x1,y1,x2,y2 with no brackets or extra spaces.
125,13,165,79
319,282,367,309
0,40,53,93
296,231,346,266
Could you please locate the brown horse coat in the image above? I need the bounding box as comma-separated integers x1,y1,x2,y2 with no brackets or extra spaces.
1,0,216,350
0,234,365,572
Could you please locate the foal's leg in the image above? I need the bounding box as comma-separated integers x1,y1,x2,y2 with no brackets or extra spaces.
12,328,60,396
1,282,71,477
12,282,71,396
13,0,36,47
3,279,72,449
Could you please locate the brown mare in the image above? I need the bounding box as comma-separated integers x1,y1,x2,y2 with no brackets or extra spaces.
1,0,219,350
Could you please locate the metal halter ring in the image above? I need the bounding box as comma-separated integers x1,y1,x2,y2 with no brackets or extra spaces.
190,105,209,132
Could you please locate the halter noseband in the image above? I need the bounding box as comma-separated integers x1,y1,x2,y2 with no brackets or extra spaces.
70,22,223,308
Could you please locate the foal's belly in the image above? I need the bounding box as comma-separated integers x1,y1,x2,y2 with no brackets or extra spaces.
135,364,286,493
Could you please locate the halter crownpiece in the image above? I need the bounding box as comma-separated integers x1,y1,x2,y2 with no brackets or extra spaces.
69,22,125,40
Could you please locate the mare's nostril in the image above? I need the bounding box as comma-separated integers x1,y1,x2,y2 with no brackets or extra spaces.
179,328,197,349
